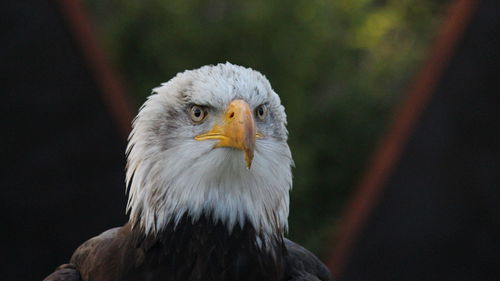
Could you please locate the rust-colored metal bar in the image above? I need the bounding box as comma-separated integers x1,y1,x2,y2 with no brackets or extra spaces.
326,0,479,277
55,0,134,139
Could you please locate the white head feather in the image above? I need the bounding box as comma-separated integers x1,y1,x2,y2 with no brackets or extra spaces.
125,63,293,243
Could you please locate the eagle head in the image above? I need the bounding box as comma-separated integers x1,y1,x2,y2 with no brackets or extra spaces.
125,63,293,244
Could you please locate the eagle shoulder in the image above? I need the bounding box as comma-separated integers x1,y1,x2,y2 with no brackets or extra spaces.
43,264,80,281
43,224,148,281
70,227,122,266
69,225,133,281
284,238,334,281
43,227,126,281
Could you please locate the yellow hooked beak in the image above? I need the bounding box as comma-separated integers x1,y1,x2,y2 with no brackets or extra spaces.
194,99,263,168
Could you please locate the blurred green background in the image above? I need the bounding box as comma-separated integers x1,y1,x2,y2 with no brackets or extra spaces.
85,0,448,257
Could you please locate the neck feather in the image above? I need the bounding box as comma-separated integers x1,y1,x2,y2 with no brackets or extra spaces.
126,139,293,245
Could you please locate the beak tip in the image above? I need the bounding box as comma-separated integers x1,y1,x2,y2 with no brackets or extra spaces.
244,153,253,169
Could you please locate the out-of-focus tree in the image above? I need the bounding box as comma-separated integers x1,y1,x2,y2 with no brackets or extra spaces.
85,0,448,256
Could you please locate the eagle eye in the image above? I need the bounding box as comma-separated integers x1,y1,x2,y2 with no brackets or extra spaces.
189,105,208,123
255,104,267,121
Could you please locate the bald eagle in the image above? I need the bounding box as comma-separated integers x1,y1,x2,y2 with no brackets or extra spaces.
44,63,333,281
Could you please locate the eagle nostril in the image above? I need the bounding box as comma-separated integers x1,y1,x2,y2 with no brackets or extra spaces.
229,112,235,119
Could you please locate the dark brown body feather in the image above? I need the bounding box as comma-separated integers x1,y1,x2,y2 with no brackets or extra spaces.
43,214,332,281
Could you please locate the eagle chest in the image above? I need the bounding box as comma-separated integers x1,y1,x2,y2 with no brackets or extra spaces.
125,215,285,281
